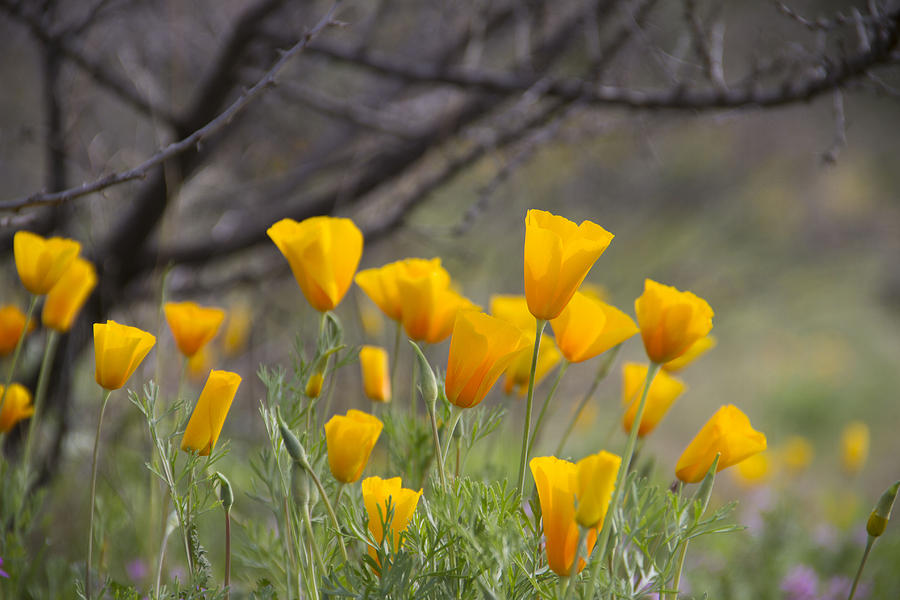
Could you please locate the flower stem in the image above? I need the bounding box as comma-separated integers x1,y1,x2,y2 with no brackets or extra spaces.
848,537,874,600
563,527,588,600
410,354,419,420
224,508,232,600
556,344,620,456
668,538,690,600
86,389,112,600
301,462,349,563
0,295,37,421
22,329,59,475
154,509,174,600
586,362,660,598
428,400,448,491
529,360,569,455
516,320,546,497
441,406,463,475
390,321,401,398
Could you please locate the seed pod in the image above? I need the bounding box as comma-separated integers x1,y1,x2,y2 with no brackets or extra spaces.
216,472,234,512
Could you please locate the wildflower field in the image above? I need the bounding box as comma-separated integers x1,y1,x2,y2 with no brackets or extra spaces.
1,2,900,599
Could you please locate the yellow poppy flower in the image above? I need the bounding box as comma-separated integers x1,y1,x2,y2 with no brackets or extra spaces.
324,409,383,483
0,305,36,356
635,279,713,364
621,363,686,437
676,405,767,483
13,231,81,295
180,370,242,455
444,311,530,409
305,372,324,398
356,258,448,322
531,453,618,577
662,335,717,372
93,320,156,390
733,451,771,487
359,345,391,402
187,346,215,382
42,257,97,333
841,421,869,475
0,383,34,432
361,476,422,560
523,210,614,320
550,292,638,363
395,266,477,344
267,216,363,312
164,301,226,358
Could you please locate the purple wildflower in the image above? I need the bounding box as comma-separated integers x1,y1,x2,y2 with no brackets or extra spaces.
126,558,148,582
780,565,818,600
0,557,8,578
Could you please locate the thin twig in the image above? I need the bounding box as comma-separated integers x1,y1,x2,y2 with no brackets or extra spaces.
0,1,344,212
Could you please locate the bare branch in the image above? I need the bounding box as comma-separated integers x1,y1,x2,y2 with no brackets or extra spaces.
821,88,846,164
305,9,899,110
0,1,344,213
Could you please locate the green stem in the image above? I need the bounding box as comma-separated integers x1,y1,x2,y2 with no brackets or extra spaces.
668,538,690,600
586,362,660,598
848,537,874,600
86,389,112,600
0,295,37,422
563,527,588,600
529,361,569,455
516,320,546,497
302,463,349,563
390,321,401,399
410,354,419,420
224,508,232,600
428,400,448,491
22,329,59,476
556,344,621,456
154,510,174,600
441,406,464,474
301,501,327,577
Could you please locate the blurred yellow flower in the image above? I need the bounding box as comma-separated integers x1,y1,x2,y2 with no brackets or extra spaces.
841,421,869,475
361,476,422,560
524,210,614,320
358,302,385,338
444,312,529,409
359,345,391,402
662,335,717,373
395,265,477,344
782,436,814,473
13,231,81,295
550,292,638,363
0,305,35,356
187,346,215,382
574,451,621,529
42,257,97,333
180,370,242,455
676,404,767,483
733,451,771,487
267,216,363,312
93,320,156,391
579,282,609,303
356,258,447,322
635,279,713,364
164,301,226,358
223,303,252,357
0,383,33,432
490,295,560,395
621,363,685,437
325,409,383,483
531,454,613,576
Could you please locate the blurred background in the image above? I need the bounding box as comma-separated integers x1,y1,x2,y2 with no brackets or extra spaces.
1,0,899,596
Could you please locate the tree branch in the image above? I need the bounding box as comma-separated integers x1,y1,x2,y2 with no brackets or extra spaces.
0,1,344,213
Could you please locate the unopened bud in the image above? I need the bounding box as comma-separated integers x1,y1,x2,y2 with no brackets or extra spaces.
693,453,720,514
216,472,234,511
867,481,899,538
305,372,324,398
279,418,308,466
409,341,438,408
